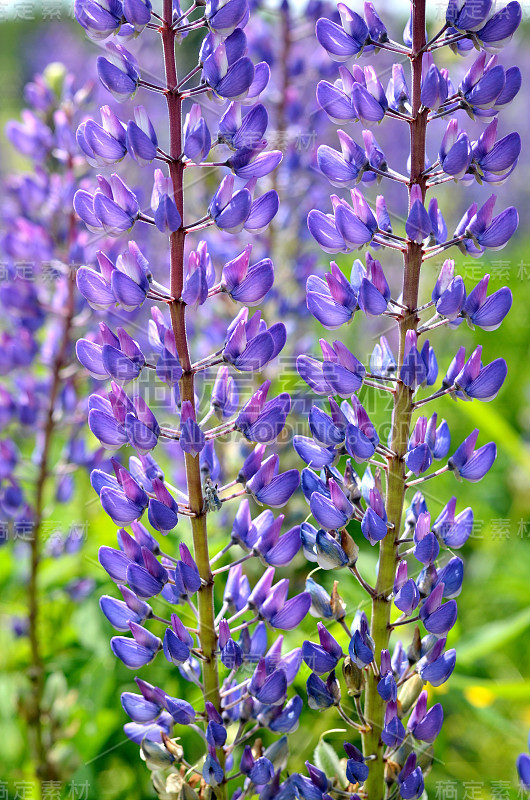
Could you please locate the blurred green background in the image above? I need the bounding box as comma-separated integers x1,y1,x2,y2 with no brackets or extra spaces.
0,8,529,800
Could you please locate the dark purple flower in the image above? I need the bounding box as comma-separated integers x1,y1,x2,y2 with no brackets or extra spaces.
408,689,443,742
448,428,496,482
517,751,530,791
306,671,339,710
398,754,424,800
419,583,458,635
382,700,406,747
302,622,343,675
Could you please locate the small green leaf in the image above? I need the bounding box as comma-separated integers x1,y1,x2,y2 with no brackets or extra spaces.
314,739,347,788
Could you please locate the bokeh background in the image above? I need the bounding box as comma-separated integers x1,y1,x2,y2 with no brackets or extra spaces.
0,2,529,799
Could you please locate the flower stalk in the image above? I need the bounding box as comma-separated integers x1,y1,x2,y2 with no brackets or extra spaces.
160,5,224,758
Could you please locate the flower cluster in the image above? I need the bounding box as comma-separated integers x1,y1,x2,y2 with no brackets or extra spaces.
292,0,520,797
1,64,105,782
70,0,523,796
71,0,314,796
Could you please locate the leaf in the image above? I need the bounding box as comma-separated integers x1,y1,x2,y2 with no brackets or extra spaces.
456,606,530,666
314,739,347,788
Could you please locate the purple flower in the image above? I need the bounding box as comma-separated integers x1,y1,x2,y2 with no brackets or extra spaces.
183,104,212,163
382,700,406,747
151,169,181,233
220,245,274,305
398,754,424,800
127,105,158,166
75,0,124,39
100,587,152,631
94,462,148,525
111,622,161,668
75,173,140,236
361,487,387,545
348,611,374,667
448,428,496,482
400,331,437,389
517,748,530,791
305,262,359,328
406,185,433,244
439,119,472,180
227,144,282,181
310,478,354,531
202,37,255,100
306,671,339,710
461,273,512,330
97,43,140,102
209,174,252,233
408,690,443,742
77,106,127,168
433,497,473,548
446,0,492,32
419,583,458,636
394,562,420,615
211,366,238,418
462,194,519,253
344,742,369,783
147,479,179,533
179,401,205,457
302,622,343,675
475,1,522,52
246,454,300,508
317,130,368,187
454,345,507,401
240,746,274,785
316,5,369,61
123,0,152,32
206,0,248,36
224,309,286,371
421,63,449,110
163,613,193,665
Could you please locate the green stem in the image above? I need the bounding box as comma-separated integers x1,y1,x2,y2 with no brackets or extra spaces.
27,211,77,788
361,1,427,797
160,9,225,797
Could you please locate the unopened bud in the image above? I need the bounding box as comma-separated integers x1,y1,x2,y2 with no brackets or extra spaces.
344,459,362,503
179,784,200,800
264,735,289,772
331,580,347,621
342,655,364,697
385,758,401,785
417,743,435,775
328,669,342,704
407,625,422,664
141,739,175,770
397,673,424,716
162,733,184,760
340,529,359,566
